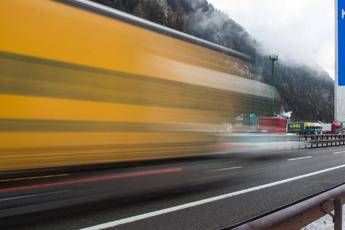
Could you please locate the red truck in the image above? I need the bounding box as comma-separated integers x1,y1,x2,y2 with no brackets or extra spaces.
332,121,342,134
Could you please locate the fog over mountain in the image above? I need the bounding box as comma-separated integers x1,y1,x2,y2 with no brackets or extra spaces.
208,0,335,80
93,0,334,122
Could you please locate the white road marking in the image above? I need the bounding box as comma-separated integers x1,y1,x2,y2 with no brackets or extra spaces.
287,156,312,161
0,190,70,202
334,151,345,155
80,163,345,230
210,166,243,172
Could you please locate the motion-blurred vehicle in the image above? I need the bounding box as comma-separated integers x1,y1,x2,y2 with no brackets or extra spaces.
0,0,281,174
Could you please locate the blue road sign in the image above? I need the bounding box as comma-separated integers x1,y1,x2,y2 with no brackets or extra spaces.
339,0,345,86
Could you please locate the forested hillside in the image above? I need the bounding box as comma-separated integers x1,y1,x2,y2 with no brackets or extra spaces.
93,0,334,122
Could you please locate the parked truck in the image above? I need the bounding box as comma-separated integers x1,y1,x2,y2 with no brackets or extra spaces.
320,122,342,134
320,123,332,134
332,121,342,134
288,122,322,135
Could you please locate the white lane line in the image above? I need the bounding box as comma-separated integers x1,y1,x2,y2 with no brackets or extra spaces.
287,156,312,161
210,166,243,172
0,190,70,202
334,151,345,155
80,163,345,230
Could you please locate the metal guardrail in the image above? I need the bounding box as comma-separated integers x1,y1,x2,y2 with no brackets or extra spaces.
300,134,345,149
232,183,345,230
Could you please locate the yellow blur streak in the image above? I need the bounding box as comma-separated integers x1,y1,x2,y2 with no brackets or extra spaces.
0,132,214,149
0,94,224,123
0,132,215,171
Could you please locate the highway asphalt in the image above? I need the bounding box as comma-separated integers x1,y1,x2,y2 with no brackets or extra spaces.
1,146,345,229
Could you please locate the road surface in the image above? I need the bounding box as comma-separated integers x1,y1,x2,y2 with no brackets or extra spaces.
1,146,345,229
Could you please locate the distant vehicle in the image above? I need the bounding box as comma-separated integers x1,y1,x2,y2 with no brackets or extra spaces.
288,122,322,135
288,122,303,134
320,123,332,134
259,117,287,133
320,121,342,134
332,121,342,134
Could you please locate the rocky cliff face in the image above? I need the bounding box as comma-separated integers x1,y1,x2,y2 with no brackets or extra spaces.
93,0,334,122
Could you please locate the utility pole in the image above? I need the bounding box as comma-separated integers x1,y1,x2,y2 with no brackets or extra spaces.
269,55,278,116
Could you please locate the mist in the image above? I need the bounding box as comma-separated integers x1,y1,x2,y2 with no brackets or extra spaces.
208,0,335,79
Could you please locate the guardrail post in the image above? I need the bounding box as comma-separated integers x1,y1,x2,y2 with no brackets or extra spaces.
331,135,334,147
334,198,343,230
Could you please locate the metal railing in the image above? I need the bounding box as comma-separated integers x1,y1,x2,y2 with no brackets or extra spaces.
232,183,345,230
300,134,345,149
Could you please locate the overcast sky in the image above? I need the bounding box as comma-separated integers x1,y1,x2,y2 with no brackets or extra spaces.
208,0,335,79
